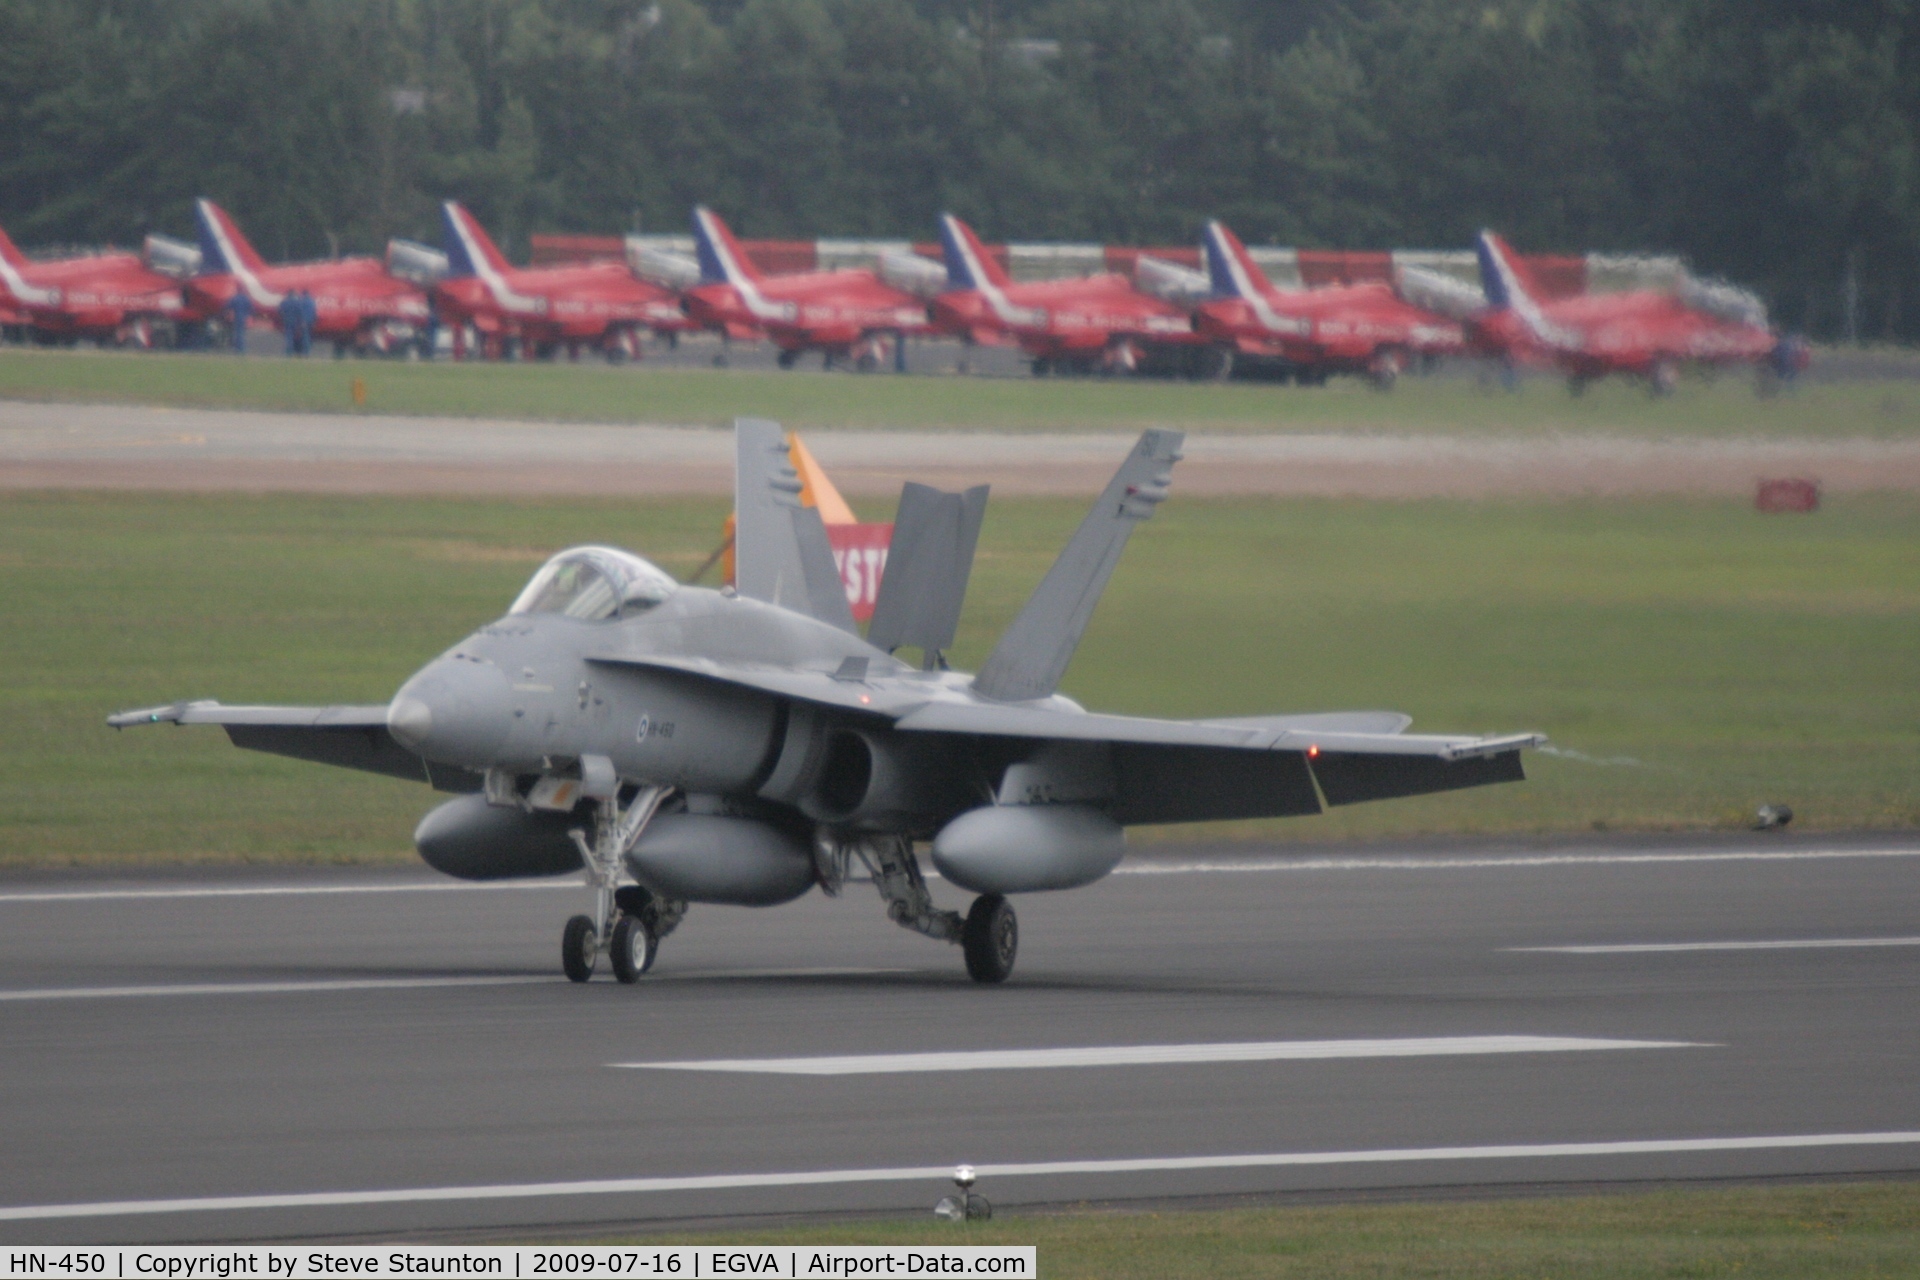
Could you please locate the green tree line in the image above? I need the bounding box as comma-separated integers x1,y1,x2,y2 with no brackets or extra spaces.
1,0,1914,339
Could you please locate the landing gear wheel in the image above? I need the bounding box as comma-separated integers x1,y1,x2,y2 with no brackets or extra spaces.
777,348,799,369
962,894,1018,984
562,914,598,983
610,914,657,984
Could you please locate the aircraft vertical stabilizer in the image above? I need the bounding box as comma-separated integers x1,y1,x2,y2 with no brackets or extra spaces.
972,429,1184,702
867,482,990,666
441,202,516,279
939,215,1012,291
1203,220,1273,299
1476,231,1572,348
0,223,27,269
693,207,764,287
194,199,270,276
733,418,857,634
0,223,55,306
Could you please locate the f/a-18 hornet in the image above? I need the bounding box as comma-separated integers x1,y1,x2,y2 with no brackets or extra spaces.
113,425,1542,985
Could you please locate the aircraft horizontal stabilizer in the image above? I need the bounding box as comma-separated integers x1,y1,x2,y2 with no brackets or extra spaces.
1135,255,1212,307
971,429,1185,702
867,482,989,664
1395,265,1485,320
732,418,858,634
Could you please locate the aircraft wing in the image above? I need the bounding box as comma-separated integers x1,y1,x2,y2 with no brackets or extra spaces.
581,655,1542,823
106,700,459,787
894,700,1540,820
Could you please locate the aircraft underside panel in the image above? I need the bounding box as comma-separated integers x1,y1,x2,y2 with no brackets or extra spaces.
221,724,429,784
1311,748,1526,806
1107,743,1322,824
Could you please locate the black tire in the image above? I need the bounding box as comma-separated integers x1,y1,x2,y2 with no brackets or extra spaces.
610,913,656,984
962,894,1018,984
777,348,799,369
562,914,598,983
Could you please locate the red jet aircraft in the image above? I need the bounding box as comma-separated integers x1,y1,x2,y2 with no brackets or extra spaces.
1473,231,1779,394
0,224,187,346
190,200,430,354
682,206,933,369
1193,221,1464,387
436,203,692,361
930,214,1198,374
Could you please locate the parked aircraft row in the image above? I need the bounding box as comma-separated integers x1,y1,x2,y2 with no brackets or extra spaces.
0,199,1794,393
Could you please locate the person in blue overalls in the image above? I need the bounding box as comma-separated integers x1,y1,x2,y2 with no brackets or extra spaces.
278,290,302,355
228,289,253,353
299,289,319,355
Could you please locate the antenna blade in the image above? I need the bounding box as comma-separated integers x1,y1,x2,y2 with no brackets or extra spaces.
732,418,857,633
972,430,1183,702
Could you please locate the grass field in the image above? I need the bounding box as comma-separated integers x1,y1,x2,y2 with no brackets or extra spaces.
3,488,1914,867
601,1182,1920,1279
3,345,1918,436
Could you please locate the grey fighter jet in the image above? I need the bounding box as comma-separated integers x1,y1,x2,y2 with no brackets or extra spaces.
112,422,1542,984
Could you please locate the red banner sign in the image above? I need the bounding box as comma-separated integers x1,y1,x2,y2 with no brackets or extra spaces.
827,523,893,621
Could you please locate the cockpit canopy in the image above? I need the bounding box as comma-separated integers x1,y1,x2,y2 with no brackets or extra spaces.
509,546,678,621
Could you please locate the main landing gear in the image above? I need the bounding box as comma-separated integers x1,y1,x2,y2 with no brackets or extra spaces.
562,779,685,984
962,894,1017,984
816,833,1020,984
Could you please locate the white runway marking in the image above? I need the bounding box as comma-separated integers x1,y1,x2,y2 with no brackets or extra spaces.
611,1035,1704,1076
0,969,909,1002
0,881,573,904
1115,848,1920,874
1510,937,1920,954
2,847,1912,906
656,967,912,982
0,976,553,1002
3,1131,1915,1222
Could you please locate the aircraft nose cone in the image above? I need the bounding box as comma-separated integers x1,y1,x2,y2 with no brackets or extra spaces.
385,696,434,751
387,658,513,766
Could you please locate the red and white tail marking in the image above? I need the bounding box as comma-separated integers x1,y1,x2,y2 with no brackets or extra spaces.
1476,231,1578,350
197,199,283,307
0,223,60,306
1203,220,1306,338
938,215,1041,328
692,207,792,324
442,202,542,315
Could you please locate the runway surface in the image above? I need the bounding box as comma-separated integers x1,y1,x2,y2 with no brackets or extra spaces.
2,834,1917,1242
6,400,1920,497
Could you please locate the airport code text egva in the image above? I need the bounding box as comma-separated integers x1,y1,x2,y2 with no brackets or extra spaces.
6,1251,1033,1279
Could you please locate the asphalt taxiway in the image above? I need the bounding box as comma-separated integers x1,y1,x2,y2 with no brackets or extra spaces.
8,400,1920,498
1,834,1916,1242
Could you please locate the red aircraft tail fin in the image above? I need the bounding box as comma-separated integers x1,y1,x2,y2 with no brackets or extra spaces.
440,202,516,279
1476,230,1579,349
938,215,1012,291
692,206,764,287
195,199,271,277
1202,221,1275,298
1475,231,1552,313
0,223,27,270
